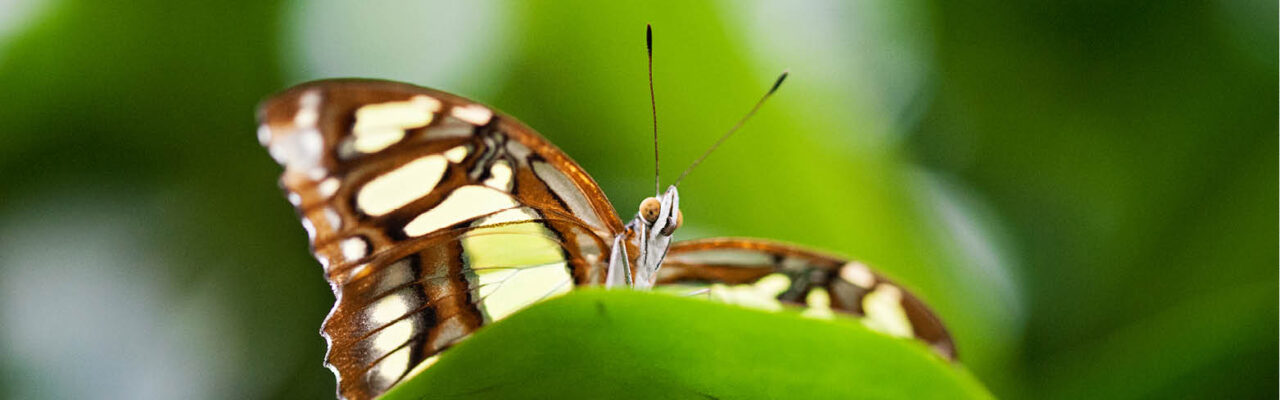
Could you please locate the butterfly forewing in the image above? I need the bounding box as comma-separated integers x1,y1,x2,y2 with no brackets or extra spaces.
658,238,958,360
258,79,625,400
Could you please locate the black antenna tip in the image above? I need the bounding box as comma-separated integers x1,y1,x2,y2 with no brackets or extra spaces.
646,24,653,54
769,70,789,95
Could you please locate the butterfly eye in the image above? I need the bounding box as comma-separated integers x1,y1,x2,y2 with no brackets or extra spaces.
639,197,661,223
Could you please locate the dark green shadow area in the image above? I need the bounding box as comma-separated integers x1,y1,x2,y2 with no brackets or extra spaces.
383,290,991,400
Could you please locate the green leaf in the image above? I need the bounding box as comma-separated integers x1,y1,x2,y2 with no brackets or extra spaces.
382,290,991,400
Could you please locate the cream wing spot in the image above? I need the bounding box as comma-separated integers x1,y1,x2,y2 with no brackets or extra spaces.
294,90,321,128
318,177,340,198
269,90,328,179
322,207,342,231
754,273,793,294
839,261,877,288
443,145,469,163
352,95,442,153
356,154,448,217
803,288,835,319
450,104,492,125
268,125,325,176
305,167,327,181
709,273,791,311
256,125,272,146
340,236,368,262
367,293,410,326
861,283,914,339
370,318,415,356
484,161,513,191
368,346,412,392
403,185,519,237
301,217,317,242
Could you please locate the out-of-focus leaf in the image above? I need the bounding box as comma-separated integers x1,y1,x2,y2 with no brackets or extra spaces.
917,0,1277,397
383,290,992,400
1037,282,1274,399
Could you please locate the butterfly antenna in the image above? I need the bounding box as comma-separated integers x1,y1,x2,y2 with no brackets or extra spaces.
647,24,660,195
673,70,788,187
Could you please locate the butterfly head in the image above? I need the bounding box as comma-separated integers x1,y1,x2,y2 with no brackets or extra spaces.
638,185,682,237
624,185,681,289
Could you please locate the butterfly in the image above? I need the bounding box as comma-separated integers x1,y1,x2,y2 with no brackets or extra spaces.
257,28,954,400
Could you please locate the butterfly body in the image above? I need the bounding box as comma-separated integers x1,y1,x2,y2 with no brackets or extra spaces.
259,79,954,400
609,185,682,289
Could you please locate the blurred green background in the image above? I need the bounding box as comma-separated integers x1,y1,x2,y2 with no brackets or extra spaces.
0,0,1273,398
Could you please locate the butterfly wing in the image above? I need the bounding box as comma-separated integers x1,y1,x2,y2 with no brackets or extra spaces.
258,79,625,399
658,238,957,360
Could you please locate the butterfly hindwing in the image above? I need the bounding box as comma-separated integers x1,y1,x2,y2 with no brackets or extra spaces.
658,238,957,360
257,79,625,399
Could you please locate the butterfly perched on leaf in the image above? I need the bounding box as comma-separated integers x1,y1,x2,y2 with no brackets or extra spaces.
257,28,955,400
256,79,956,399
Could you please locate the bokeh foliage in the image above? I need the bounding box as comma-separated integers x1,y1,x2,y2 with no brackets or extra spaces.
0,0,1272,399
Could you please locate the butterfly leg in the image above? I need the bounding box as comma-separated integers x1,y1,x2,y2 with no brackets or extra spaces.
605,234,632,288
